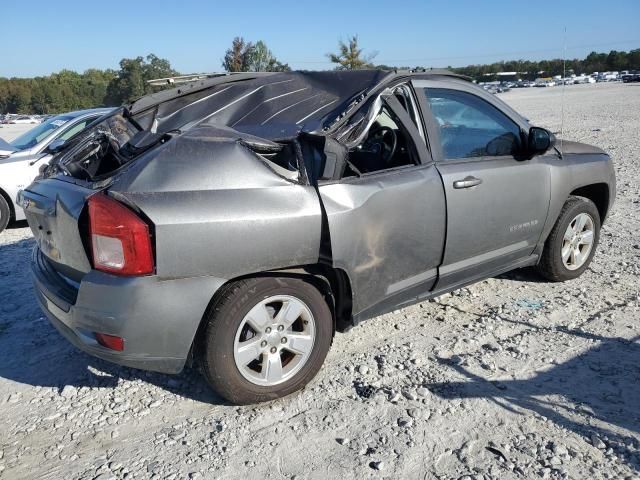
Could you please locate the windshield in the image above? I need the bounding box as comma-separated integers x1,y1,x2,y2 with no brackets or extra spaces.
9,115,75,150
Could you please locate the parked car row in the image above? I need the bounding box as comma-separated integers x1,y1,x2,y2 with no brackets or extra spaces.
479,70,638,94
621,71,640,83
510,80,537,88
481,84,510,94
0,114,42,125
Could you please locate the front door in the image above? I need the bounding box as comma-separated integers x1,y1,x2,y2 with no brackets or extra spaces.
413,81,551,290
318,93,446,322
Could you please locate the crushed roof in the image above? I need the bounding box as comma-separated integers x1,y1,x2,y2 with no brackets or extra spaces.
132,70,392,139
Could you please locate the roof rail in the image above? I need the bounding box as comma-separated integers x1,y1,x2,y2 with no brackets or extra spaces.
147,72,274,86
394,68,471,82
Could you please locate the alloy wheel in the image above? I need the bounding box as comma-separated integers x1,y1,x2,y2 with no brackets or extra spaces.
233,295,316,386
561,212,595,270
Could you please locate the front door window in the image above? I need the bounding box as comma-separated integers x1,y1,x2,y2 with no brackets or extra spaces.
423,88,522,159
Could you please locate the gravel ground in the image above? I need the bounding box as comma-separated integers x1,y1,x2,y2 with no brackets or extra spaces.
1,82,639,480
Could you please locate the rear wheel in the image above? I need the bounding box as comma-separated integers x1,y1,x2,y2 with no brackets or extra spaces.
201,276,333,404
537,196,600,281
0,195,10,234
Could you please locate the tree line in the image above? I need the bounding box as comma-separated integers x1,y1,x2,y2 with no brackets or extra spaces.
451,49,640,81
0,54,178,115
329,37,640,80
1,36,639,114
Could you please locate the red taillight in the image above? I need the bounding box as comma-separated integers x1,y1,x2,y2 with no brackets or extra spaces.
87,193,154,276
95,332,125,351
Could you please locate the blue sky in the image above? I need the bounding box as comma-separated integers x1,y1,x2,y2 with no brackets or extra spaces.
2,0,639,77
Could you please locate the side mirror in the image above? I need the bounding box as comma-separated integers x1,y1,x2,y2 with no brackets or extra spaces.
45,138,66,155
528,127,555,155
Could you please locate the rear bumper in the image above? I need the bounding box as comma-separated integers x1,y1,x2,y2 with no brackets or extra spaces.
31,248,226,374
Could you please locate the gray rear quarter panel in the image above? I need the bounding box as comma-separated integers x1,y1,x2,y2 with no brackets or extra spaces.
109,129,323,281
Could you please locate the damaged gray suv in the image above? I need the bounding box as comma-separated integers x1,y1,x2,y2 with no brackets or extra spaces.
20,70,615,404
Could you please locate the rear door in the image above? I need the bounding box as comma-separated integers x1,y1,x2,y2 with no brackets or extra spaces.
412,80,551,290
318,92,446,322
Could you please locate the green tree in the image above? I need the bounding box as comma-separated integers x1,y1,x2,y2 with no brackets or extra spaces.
82,68,115,108
606,50,627,71
143,54,177,81
628,49,640,69
249,41,273,72
104,54,177,105
104,57,145,105
222,37,255,72
7,81,32,113
246,40,291,72
327,35,377,70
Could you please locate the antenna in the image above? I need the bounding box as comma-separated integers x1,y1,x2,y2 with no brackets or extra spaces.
560,26,567,156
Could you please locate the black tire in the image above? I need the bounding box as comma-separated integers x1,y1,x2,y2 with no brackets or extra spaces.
536,196,601,282
201,276,333,404
0,194,10,234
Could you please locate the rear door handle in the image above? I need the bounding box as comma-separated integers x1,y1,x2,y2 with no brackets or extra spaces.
453,176,482,189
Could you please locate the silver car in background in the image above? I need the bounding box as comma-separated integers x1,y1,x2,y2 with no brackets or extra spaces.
19,71,615,404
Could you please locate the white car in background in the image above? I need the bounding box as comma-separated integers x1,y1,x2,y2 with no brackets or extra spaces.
8,115,40,124
0,108,112,233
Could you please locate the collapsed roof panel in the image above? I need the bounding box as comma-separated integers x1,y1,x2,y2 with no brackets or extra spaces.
133,70,392,140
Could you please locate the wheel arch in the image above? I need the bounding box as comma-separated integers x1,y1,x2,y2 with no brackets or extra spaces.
188,264,354,367
569,183,610,223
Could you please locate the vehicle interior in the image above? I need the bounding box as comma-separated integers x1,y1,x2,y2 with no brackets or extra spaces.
54,112,143,180
344,103,418,177
254,86,424,183
336,84,422,178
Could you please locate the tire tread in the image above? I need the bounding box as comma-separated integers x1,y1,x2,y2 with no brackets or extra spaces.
536,196,600,282
0,195,10,234
200,276,333,404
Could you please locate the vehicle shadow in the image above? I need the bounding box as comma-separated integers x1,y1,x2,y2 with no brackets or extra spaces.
497,264,605,284
0,237,231,406
7,220,29,229
428,326,640,470
495,267,548,283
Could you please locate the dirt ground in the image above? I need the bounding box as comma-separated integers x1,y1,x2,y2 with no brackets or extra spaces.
0,82,639,480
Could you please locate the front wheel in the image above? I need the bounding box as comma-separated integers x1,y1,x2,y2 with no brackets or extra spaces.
201,276,333,404
536,196,601,282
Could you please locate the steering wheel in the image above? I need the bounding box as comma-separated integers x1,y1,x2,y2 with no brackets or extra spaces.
365,126,397,164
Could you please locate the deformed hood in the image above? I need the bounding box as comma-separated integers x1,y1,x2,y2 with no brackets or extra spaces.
130,70,392,140
559,140,607,156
